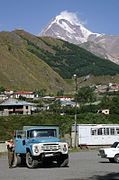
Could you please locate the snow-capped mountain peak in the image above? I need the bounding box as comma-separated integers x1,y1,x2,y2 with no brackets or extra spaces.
39,11,101,44
38,11,119,65
54,11,82,26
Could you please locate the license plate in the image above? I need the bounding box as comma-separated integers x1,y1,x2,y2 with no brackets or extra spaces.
45,154,53,157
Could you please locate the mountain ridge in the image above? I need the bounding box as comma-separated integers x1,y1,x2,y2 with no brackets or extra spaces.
39,11,101,44
0,30,119,92
39,11,119,65
13,30,119,79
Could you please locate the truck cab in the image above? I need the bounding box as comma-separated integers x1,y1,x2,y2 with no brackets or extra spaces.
14,126,69,168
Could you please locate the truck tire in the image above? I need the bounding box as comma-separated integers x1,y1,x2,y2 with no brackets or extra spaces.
57,154,69,167
114,154,119,163
26,152,38,168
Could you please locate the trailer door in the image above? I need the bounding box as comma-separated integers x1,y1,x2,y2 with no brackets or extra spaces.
79,127,89,145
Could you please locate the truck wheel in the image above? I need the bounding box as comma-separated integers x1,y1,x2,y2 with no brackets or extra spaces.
109,158,114,163
57,154,69,167
26,152,38,168
114,154,119,163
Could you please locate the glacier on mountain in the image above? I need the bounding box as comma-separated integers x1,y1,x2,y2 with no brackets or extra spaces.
38,11,119,65
39,11,100,43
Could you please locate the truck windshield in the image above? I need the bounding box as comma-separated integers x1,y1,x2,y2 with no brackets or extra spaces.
29,129,57,138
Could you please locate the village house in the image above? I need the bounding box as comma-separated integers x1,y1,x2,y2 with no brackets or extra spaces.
14,91,38,99
108,83,119,92
55,96,79,107
95,83,119,94
0,98,37,116
55,96,74,101
0,94,8,101
97,109,110,115
95,85,108,93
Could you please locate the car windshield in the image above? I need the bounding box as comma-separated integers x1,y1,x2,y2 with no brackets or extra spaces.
29,129,57,138
111,142,119,148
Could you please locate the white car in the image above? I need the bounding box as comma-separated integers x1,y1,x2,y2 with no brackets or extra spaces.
99,142,119,163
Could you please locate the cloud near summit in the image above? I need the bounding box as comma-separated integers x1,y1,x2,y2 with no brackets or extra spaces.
59,10,86,25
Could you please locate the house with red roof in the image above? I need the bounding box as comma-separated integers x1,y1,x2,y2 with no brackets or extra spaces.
14,91,38,99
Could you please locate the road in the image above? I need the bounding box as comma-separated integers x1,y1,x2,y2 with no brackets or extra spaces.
0,150,119,180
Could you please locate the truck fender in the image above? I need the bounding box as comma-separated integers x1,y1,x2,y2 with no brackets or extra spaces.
26,147,31,154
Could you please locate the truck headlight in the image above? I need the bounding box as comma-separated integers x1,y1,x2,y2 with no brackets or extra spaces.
63,144,68,152
33,145,40,153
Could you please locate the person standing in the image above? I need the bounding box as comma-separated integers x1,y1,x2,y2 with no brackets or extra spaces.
6,139,15,168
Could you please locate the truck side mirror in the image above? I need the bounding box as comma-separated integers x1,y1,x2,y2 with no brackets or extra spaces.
22,140,26,146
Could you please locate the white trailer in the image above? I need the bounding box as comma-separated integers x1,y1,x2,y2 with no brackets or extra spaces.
71,124,119,147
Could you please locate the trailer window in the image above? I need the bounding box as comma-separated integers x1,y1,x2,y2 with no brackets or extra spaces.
91,127,117,136
97,128,103,135
116,128,119,135
110,128,115,135
91,128,97,135
104,128,109,135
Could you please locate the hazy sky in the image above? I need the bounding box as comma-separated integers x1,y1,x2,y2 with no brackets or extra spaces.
0,0,119,35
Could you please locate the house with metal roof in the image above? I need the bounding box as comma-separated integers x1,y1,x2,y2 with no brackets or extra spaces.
0,98,37,116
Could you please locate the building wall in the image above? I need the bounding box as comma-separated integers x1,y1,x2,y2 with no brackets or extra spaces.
23,105,31,115
0,143,7,152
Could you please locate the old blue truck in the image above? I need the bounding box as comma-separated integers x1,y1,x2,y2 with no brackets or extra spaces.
13,125,69,168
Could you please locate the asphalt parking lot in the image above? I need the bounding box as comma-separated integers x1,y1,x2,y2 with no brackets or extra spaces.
0,150,119,180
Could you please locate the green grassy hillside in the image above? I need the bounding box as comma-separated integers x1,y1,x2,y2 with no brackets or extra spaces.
0,31,68,92
14,30,119,79
0,29,119,92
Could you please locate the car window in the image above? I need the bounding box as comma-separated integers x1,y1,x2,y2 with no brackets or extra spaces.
111,142,119,148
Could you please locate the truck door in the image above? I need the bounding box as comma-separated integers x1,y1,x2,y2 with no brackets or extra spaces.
14,130,26,154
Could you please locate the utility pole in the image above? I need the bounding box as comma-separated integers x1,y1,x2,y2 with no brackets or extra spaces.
73,74,90,148
73,74,78,148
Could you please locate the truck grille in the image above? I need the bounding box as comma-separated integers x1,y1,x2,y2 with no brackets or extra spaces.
42,144,60,151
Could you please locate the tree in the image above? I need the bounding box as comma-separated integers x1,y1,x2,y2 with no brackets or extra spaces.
19,95,26,101
110,96,119,114
35,89,46,97
76,86,96,103
49,100,61,114
0,86,5,94
57,89,64,96
100,95,119,115
99,95,111,109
